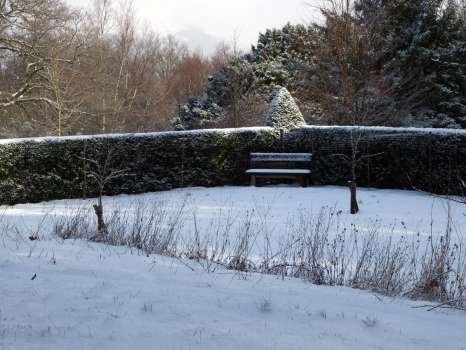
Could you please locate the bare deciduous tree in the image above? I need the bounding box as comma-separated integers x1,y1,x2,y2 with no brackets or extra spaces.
311,0,387,214
0,0,219,137
0,0,81,111
82,141,128,240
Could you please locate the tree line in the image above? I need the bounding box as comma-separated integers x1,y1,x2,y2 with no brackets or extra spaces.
0,0,234,137
176,0,466,130
1,0,465,138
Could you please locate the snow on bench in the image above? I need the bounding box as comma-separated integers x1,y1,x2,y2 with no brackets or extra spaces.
246,169,311,175
250,153,312,162
247,152,312,187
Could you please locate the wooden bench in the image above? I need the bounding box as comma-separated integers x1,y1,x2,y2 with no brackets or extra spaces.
246,153,312,187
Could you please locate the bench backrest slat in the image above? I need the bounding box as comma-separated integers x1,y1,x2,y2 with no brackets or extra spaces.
250,153,312,162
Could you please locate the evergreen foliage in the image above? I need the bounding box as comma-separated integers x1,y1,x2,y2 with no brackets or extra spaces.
176,3,465,129
252,24,318,94
204,57,257,108
173,97,224,130
0,127,464,204
356,0,466,127
174,24,321,130
265,87,306,130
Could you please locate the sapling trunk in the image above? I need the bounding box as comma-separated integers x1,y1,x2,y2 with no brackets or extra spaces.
93,189,107,238
349,160,359,214
349,180,359,214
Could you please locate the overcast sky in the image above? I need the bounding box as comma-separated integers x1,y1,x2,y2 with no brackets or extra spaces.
67,0,316,54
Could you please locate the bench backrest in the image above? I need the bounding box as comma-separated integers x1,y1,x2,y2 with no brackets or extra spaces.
250,153,312,162
250,153,312,169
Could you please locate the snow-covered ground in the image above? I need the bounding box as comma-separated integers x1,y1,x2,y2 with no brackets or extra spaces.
2,237,466,350
3,186,465,242
1,186,466,349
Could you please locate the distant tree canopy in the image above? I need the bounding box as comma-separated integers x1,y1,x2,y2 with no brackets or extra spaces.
0,0,221,138
176,0,466,130
0,0,464,137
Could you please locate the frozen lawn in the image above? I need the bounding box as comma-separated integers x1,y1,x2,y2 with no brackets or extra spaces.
1,186,465,349
1,239,466,350
3,186,465,241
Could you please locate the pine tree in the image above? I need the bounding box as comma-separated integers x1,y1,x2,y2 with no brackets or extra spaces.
358,0,466,127
173,24,320,130
252,23,318,94
176,6,466,130
173,97,224,130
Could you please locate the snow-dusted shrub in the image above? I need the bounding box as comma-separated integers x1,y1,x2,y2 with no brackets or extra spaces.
56,200,188,256
265,87,306,131
53,206,92,240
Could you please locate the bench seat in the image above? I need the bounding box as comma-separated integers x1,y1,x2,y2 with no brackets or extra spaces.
246,152,312,187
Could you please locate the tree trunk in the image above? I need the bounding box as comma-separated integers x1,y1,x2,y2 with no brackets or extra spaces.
279,129,285,152
93,195,107,238
348,180,359,214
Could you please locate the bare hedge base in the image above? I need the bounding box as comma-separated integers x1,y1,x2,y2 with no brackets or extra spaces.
0,126,464,205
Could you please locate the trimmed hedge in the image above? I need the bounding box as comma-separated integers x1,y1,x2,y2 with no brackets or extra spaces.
0,128,277,205
0,126,464,205
286,126,466,195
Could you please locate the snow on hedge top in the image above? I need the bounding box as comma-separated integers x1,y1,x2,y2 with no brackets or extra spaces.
297,125,466,136
0,125,465,146
0,127,273,145
266,87,306,131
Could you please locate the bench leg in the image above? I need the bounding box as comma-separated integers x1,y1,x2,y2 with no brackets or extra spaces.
304,176,309,188
251,175,256,187
298,175,308,188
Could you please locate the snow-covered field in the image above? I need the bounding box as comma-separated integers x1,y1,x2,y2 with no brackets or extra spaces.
1,186,465,349
3,186,465,241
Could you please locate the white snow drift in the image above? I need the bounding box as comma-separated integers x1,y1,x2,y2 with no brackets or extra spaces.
1,186,465,350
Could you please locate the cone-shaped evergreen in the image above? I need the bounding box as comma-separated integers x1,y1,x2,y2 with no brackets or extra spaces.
266,87,306,130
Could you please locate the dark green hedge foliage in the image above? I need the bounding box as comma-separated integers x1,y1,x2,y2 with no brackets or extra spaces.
0,126,464,205
286,127,466,195
0,128,277,205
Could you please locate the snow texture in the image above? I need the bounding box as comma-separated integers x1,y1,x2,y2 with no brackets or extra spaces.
1,186,466,350
2,186,465,256
0,124,464,146
246,169,311,174
2,239,466,350
297,125,466,136
265,87,306,131
0,127,273,145
250,153,312,161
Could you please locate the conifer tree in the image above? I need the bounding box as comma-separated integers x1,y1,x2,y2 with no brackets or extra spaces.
356,0,466,127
